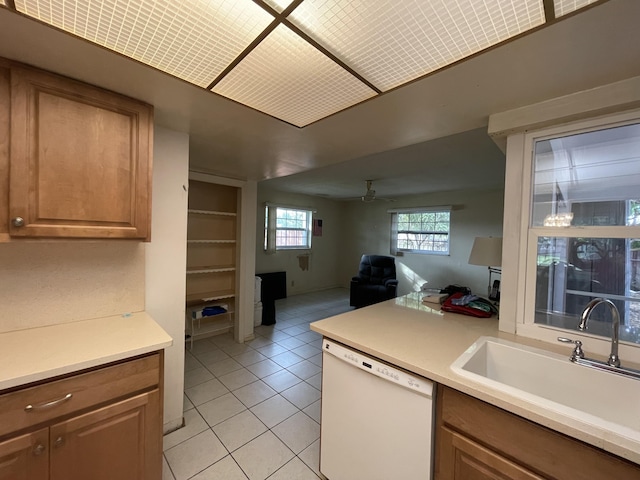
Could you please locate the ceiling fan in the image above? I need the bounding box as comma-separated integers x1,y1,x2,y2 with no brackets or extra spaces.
360,180,394,203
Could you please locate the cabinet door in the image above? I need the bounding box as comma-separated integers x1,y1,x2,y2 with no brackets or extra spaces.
49,390,161,480
9,65,152,239
0,428,49,480
437,426,543,480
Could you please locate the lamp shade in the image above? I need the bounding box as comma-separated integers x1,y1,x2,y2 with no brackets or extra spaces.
468,237,503,267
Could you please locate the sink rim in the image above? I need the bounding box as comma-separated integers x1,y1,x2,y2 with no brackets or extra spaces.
450,336,640,444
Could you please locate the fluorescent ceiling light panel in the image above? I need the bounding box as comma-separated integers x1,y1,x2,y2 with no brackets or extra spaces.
287,0,545,91
262,0,297,13
212,24,377,127
553,0,599,17
13,0,274,88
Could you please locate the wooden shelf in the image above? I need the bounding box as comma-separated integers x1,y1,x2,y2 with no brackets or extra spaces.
188,209,236,217
187,239,236,244
185,289,235,303
186,179,239,341
186,265,236,275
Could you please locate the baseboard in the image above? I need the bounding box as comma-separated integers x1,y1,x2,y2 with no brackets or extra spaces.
163,417,185,435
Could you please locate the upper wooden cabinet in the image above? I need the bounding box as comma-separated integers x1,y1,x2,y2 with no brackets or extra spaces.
0,59,153,241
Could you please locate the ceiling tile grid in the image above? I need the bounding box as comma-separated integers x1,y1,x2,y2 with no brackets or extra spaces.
263,0,297,14
14,0,274,87
286,0,545,92
6,0,599,127
554,0,599,17
212,23,377,127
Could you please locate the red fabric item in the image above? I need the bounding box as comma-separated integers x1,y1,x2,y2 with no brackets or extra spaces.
441,292,494,318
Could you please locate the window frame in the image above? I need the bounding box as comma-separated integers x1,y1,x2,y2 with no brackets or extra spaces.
516,110,640,355
264,205,313,252
389,206,451,255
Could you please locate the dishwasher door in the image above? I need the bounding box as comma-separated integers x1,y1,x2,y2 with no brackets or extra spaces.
320,339,434,480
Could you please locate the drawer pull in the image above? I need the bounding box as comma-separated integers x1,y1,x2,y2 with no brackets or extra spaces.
33,444,46,456
25,393,73,412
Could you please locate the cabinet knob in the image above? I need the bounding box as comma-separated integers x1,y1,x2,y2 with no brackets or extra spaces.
33,444,46,456
54,436,65,448
12,217,25,227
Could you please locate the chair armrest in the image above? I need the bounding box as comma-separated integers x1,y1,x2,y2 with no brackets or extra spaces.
384,279,398,288
351,276,364,283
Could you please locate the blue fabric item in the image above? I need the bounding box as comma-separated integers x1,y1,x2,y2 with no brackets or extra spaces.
451,294,479,306
202,306,227,317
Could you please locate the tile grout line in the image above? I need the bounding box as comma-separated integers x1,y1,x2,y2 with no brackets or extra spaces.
166,288,350,479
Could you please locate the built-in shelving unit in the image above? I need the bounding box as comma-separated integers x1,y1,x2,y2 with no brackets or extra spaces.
185,180,239,347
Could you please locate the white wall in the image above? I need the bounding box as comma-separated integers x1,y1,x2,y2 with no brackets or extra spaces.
255,186,344,295
238,180,258,341
145,126,189,432
340,188,505,297
255,185,504,299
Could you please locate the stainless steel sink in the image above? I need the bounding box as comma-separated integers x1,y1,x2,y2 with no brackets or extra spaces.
451,336,640,441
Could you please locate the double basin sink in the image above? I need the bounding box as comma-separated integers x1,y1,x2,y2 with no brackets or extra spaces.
451,337,640,444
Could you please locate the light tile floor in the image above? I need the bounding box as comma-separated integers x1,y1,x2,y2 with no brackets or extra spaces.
163,288,351,480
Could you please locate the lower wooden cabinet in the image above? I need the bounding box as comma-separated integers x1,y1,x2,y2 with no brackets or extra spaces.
435,386,640,480
50,390,160,480
0,353,163,480
437,426,543,480
0,428,48,480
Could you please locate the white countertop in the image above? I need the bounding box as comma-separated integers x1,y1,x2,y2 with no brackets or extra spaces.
0,311,173,390
311,293,640,465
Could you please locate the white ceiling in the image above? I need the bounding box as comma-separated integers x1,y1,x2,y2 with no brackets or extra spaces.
0,0,639,200
260,127,506,199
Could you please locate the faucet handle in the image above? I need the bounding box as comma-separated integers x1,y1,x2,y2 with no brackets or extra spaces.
557,337,584,361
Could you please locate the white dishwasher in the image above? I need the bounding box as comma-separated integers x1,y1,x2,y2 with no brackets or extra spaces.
320,339,435,480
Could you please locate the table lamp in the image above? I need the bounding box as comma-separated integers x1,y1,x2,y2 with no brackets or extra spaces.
468,237,502,301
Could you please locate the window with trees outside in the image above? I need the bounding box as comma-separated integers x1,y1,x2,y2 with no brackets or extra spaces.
390,208,451,255
527,120,640,345
264,205,312,251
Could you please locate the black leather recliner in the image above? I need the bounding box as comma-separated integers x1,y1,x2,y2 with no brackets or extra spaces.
350,255,398,308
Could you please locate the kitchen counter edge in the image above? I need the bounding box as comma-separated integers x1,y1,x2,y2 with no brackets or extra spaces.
0,311,173,391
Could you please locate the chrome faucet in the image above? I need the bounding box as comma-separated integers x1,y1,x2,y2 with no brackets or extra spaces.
579,298,620,368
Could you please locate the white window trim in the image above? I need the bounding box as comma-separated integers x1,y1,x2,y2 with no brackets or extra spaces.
510,109,640,363
389,206,452,256
264,203,314,253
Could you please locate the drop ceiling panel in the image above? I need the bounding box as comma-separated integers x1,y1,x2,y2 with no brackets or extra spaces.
7,0,601,127
262,0,297,13
212,23,377,127
13,0,274,87
554,0,599,17
286,0,546,91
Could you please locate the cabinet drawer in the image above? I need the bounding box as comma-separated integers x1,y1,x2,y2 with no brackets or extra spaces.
0,353,160,438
